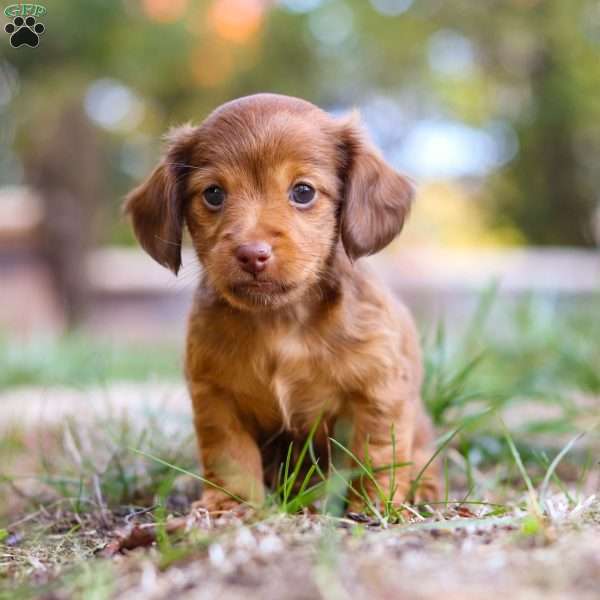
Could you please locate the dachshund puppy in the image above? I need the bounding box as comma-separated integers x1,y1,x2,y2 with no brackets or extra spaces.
126,93,440,513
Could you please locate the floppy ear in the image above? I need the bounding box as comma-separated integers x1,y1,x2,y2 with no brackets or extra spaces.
124,125,197,274
338,114,415,260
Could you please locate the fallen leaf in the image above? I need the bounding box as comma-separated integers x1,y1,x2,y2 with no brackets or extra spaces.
456,506,477,518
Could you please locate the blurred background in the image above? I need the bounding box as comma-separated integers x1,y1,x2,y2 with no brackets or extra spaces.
1,0,600,384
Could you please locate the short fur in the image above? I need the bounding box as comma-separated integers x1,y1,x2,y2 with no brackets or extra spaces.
125,93,440,512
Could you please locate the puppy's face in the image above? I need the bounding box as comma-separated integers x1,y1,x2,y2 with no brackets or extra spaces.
184,105,341,310
126,94,414,312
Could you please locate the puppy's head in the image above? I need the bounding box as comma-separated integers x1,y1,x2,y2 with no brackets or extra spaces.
125,94,413,311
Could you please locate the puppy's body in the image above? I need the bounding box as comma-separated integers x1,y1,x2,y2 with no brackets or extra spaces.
187,258,434,509
126,94,439,511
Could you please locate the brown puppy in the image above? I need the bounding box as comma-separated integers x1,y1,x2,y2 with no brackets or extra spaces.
126,93,439,513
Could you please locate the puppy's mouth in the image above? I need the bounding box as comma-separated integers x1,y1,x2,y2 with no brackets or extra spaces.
230,279,297,298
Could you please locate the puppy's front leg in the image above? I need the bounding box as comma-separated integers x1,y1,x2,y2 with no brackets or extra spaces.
189,381,264,513
347,392,416,513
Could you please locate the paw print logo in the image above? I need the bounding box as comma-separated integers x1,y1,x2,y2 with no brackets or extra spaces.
5,15,45,48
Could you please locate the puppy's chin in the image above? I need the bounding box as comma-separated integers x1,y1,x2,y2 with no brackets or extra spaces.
220,280,304,312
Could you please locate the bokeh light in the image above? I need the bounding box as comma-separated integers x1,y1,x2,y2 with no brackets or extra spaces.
392,119,517,180
84,79,145,132
279,0,324,13
427,29,476,78
369,0,413,17
308,1,354,47
208,0,266,44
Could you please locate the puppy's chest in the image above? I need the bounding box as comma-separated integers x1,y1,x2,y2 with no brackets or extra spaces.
227,326,345,430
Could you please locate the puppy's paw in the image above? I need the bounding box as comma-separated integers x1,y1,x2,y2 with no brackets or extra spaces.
191,493,251,518
191,497,240,513
411,477,440,506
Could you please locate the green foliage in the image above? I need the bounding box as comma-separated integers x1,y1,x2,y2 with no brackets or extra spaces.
3,0,599,244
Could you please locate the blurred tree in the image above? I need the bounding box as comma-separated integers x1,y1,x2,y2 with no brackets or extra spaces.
433,0,600,246
25,100,102,326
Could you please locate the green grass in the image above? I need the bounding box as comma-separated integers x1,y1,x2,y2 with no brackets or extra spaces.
0,333,181,390
421,291,600,489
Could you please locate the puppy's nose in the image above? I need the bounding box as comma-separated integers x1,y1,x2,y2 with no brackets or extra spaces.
235,241,272,274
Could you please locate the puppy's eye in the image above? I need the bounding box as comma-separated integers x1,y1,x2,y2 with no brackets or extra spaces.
203,185,226,210
290,183,316,207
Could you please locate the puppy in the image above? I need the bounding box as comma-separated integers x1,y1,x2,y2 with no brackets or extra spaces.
126,93,440,513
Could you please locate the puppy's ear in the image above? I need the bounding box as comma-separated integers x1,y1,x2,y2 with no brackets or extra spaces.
337,114,415,260
124,125,197,274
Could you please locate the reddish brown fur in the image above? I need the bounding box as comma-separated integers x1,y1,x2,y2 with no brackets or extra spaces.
125,93,440,512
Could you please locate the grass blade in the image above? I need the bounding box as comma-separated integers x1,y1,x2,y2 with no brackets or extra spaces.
500,420,541,515
539,432,585,507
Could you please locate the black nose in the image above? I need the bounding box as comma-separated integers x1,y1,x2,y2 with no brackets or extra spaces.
235,241,272,274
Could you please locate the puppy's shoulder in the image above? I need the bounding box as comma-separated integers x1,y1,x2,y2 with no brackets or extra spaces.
342,259,404,317
340,258,422,363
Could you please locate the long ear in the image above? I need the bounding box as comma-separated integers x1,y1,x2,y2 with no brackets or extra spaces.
124,125,197,274
338,114,415,260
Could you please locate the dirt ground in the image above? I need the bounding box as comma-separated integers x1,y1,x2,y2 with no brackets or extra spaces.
114,500,600,600
2,495,598,599
1,385,599,600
